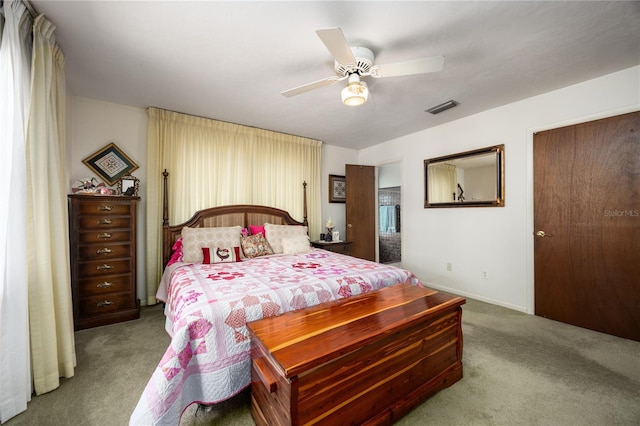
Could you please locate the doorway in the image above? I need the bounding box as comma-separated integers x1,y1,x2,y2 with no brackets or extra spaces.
378,163,402,265
533,111,639,341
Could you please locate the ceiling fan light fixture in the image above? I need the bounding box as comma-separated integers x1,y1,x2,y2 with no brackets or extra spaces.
341,74,369,106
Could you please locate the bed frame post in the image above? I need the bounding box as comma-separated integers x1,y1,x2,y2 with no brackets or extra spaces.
162,169,169,227
303,181,308,228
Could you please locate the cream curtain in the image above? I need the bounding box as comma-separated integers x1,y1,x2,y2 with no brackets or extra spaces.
428,163,457,203
146,108,322,304
25,15,75,395
0,1,32,421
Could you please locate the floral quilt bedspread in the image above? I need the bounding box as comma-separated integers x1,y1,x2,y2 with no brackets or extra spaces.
130,249,420,425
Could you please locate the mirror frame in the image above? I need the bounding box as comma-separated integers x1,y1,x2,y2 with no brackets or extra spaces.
424,144,505,208
117,174,140,196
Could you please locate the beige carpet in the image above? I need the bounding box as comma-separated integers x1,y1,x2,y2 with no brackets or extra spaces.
5,298,640,426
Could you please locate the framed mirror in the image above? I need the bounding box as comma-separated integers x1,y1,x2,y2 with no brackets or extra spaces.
118,175,140,196
424,144,504,208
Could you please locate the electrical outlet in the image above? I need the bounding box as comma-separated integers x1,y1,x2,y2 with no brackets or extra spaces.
482,269,489,279
447,262,453,272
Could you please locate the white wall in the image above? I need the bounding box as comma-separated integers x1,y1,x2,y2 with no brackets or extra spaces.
358,66,640,313
70,97,148,302
378,162,402,188
321,144,359,240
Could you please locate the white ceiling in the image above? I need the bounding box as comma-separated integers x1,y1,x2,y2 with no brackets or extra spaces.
29,1,640,150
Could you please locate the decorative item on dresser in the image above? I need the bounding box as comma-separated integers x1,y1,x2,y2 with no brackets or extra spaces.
68,194,140,330
310,240,352,255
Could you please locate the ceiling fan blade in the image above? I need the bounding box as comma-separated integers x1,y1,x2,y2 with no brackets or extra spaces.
281,76,344,97
316,28,356,65
370,55,444,78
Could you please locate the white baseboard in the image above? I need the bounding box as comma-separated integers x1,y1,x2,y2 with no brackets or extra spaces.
422,281,528,314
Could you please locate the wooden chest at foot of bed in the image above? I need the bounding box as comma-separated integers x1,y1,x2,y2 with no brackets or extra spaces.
247,284,466,426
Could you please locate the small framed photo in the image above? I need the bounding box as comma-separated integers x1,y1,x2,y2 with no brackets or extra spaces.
82,142,139,186
118,175,140,196
329,174,346,203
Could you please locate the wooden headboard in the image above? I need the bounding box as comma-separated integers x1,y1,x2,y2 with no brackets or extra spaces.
161,170,308,267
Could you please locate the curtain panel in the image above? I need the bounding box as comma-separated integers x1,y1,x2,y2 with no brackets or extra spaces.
26,14,75,396
0,1,32,421
1,3,75,421
145,108,322,305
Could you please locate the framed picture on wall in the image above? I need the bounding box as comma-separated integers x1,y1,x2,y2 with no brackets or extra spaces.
82,142,139,185
329,174,346,203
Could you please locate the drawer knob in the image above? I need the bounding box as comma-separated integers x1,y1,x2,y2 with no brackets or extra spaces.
98,233,113,239
97,281,113,288
96,247,113,255
98,219,113,225
97,300,114,308
97,264,113,271
98,205,113,212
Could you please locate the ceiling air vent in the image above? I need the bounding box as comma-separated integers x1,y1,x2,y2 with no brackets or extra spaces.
426,100,459,115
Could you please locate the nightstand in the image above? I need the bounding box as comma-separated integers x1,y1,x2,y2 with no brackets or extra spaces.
311,240,352,255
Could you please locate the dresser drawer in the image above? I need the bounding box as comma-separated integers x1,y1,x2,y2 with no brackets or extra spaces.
78,274,132,296
78,216,132,229
78,243,132,261
78,259,132,277
75,201,132,216
79,292,137,316
78,229,132,244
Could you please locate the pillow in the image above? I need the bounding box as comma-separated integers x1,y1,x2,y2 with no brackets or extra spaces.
201,246,241,264
241,233,274,258
181,226,243,263
249,225,265,236
281,235,311,255
167,237,183,266
263,223,308,254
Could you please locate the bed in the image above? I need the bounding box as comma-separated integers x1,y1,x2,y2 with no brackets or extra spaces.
129,176,422,425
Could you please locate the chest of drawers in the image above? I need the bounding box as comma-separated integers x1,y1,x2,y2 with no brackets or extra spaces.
68,194,140,330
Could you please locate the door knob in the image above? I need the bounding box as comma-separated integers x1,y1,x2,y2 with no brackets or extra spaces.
535,230,552,238
347,224,353,228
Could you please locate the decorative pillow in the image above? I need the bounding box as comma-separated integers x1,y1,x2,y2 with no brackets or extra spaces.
264,223,308,254
167,237,183,266
241,228,249,237
249,225,265,236
181,226,243,263
281,235,311,255
201,246,241,264
241,233,274,259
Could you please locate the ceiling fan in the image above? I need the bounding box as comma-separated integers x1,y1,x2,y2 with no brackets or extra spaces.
281,27,444,106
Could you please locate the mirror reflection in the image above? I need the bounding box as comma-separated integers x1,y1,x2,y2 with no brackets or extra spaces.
424,145,504,208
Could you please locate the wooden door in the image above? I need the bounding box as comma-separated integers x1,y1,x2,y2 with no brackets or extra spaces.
534,112,640,341
346,164,376,261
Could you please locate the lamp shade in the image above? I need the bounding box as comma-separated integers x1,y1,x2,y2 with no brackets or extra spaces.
341,74,369,106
